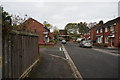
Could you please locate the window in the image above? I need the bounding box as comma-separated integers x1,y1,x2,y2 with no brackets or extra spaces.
105,27,108,32
110,26,114,31
97,30,99,33
113,23,116,26
100,29,102,33
105,37,109,43
97,37,102,43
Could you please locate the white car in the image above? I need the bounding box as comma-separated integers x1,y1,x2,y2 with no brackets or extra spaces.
76,38,83,43
79,40,92,48
62,40,66,44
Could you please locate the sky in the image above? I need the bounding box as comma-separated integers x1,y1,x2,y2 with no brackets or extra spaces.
1,0,120,30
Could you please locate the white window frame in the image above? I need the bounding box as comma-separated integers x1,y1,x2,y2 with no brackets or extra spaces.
100,29,102,33
110,26,114,31
105,27,108,32
97,30,99,33
98,37,102,43
105,37,109,43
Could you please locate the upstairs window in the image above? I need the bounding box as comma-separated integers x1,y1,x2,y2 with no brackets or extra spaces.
97,30,99,33
100,29,102,33
110,26,114,31
105,27,108,32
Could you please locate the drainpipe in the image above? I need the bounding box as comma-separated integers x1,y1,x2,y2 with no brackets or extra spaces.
103,28,105,44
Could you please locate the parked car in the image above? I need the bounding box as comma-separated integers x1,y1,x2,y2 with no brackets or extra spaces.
62,40,66,44
79,40,92,48
76,38,83,43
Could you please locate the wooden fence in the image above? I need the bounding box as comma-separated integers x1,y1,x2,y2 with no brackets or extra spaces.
2,31,40,79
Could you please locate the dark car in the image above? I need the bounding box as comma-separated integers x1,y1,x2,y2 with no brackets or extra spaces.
62,40,66,44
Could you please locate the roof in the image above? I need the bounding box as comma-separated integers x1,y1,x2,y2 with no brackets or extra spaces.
90,25,101,30
18,18,44,28
96,17,120,30
102,17,120,28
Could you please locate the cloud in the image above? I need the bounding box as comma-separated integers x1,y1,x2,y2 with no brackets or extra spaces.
1,2,118,29
1,0,120,2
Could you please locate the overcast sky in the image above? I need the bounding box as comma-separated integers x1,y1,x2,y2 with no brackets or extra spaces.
1,0,120,30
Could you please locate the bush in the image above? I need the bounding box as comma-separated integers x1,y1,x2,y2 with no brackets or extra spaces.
94,43,108,47
50,39,57,43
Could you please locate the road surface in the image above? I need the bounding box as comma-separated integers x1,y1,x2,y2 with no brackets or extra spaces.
63,42,119,79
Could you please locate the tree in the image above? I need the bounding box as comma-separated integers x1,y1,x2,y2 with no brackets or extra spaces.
53,26,59,40
98,20,104,25
78,22,89,34
65,23,78,35
11,14,29,30
43,21,53,30
87,22,97,29
65,22,89,35
2,7,12,34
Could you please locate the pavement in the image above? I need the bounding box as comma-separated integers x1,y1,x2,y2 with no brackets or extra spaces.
92,46,119,56
28,42,75,78
63,42,119,79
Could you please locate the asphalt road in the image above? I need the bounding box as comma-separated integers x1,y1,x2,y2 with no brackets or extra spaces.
63,42,119,79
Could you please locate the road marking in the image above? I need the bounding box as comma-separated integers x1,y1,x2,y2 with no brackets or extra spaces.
92,48,119,56
62,44,83,80
59,47,62,51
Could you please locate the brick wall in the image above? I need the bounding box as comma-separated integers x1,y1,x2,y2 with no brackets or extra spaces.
18,18,45,44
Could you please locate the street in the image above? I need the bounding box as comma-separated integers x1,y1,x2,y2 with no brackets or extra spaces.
63,42,119,79
28,42,119,79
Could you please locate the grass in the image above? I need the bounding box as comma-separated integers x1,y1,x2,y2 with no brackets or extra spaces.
39,46,50,48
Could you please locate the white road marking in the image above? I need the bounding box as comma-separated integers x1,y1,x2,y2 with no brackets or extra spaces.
59,47,62,51
62,44,83,80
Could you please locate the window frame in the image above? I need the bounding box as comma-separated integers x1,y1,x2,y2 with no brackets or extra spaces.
100,29,102,33
96,30,99,33
110,26,114,31
105,37,109,43
98,37,102,43
105,27,108,32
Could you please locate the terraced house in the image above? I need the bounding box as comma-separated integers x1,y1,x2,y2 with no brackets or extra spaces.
96,17,120,47
82,17,120,47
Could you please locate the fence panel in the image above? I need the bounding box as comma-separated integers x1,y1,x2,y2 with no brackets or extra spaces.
2,32,39,79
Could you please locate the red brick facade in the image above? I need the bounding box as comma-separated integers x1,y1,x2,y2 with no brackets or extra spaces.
49,32,54,40
18,18,49,44
82,17,120,47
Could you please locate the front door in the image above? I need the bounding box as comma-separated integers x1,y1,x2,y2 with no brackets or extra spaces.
110,38,114,47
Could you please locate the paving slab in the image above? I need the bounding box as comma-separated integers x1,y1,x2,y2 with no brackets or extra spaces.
28,43,75,78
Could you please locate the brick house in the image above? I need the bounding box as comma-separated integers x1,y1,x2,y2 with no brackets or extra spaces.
89,25,100,43
49,32,54,40
59,29,69,41
96,25,104,44
17,18,50,44
82,30,90,41
95,17,120,47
